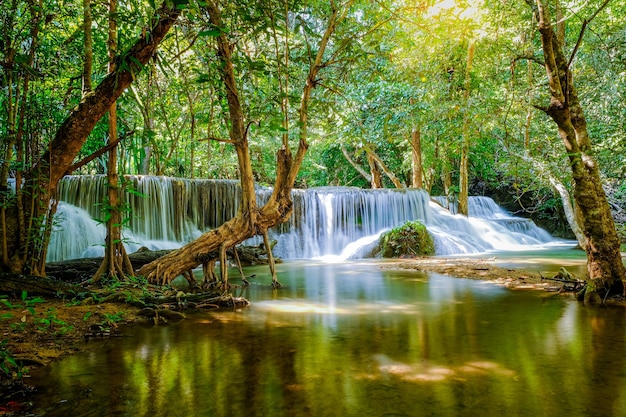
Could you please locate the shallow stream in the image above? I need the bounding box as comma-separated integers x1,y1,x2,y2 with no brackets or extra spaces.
29,257,626,417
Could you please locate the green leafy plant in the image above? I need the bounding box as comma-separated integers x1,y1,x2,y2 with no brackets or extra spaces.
0,339,27,383
1,292,44,314
95,311,126,333
36,308,74,335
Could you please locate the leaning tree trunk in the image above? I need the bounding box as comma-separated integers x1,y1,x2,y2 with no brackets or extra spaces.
0,2,182,276
529,0,625,302
340,144,374,185
137,1,351,285
365,149,405,188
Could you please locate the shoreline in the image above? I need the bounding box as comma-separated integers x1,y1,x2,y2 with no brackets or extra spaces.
380,257,559,290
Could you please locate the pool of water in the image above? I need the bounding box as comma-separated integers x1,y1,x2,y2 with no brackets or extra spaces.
29,259,626,417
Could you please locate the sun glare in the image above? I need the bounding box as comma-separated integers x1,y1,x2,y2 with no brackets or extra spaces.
427,0,482,20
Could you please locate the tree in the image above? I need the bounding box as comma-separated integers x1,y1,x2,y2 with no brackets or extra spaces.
458,39,476,216
0,1,182,275
137,0,355,286
92,0,135,281
525,0,625,301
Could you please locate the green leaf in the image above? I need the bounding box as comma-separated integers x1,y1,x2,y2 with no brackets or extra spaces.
198,29,221,38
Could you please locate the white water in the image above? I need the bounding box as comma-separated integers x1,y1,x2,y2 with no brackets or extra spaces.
49,175,570,262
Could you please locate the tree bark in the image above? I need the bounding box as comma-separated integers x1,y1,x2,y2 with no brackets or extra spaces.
458,39,475,216
410,127,423,189
366,152,384,189
528,0,625,301
0,2,182,276
92,0,134,282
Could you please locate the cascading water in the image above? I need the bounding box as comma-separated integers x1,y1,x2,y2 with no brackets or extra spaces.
49,175,569,262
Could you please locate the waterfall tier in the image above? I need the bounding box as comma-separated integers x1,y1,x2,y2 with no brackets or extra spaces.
50,175,568,262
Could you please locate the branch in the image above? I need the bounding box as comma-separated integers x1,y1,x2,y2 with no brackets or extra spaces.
65,131,134,175
512,54,545,67
340,144,371,182
203,136,234,144
567,0,611,67
365,148,406,188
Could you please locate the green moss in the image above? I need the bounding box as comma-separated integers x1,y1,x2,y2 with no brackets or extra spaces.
380,220,435,258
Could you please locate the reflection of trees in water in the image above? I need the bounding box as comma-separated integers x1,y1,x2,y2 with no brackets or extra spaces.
32,273,626,417
584,307,626,416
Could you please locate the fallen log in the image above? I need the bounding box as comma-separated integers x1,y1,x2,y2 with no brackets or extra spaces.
45,249,174,283
0,272,84,298
45,244,279,283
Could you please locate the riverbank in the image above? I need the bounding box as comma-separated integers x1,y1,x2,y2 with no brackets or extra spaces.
383,257,554,290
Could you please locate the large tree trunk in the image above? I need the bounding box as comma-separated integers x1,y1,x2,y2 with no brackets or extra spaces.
0,2,182,276
138,1,351,285
528,0,625,301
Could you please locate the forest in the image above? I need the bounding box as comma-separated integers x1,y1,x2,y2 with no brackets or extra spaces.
3,1,626,413
1,0,626,297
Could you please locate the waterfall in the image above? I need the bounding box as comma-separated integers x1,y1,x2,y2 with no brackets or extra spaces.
50,175,568,262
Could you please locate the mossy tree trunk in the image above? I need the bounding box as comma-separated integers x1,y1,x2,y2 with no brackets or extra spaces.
527,0,625,301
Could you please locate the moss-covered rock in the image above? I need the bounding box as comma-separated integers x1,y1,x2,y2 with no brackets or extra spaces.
380,220,435,258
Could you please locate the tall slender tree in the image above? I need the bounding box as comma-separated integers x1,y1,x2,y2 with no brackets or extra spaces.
92,0,134,281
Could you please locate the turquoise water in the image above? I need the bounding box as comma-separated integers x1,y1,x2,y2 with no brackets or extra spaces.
28,259,626,416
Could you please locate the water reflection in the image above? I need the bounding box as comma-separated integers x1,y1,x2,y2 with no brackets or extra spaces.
29,260,626,417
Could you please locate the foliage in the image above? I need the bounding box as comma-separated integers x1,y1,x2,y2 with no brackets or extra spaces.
380,220,435,258
1,0,626,272
0,339,27,385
